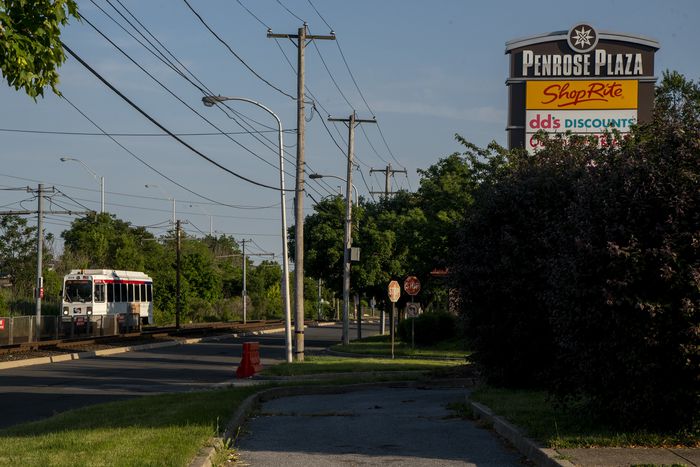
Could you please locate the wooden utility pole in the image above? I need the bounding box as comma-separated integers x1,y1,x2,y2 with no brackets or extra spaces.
268,24,335,361
176,219,181,330
328,112,376,345
35,184,45,328
240,238,252,324
370,164,408,200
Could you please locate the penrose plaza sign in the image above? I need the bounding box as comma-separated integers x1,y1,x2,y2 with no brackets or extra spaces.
505,23,659,153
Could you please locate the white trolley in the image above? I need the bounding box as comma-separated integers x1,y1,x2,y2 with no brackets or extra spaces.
61,269,154,333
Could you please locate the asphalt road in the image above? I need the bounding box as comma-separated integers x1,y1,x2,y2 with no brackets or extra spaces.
0,323,360,429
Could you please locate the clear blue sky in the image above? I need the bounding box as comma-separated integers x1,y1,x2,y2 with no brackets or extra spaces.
1,0,698,263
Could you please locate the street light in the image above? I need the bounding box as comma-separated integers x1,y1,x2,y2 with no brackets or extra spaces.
145,184,175,224
309,173,358,344
60,156,105,214
189,204,213,236
202,94,293,363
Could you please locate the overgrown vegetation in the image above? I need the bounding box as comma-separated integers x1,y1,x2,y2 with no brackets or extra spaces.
454,71,700,434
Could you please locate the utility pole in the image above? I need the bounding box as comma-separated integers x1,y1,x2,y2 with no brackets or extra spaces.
4,185,90,339
370,164,408,200
35,184,45,330
241,238,250,324
176,219,181,330
268,24,335,361
217,250,274,324
328,112,376,345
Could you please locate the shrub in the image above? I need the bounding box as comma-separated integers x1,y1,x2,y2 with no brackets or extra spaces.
397,311,459,346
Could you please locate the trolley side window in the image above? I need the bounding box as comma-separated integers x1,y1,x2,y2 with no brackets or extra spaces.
120,283,127,302
107,283,114,302
128,284,134,302
95,284,105,303
134,284,140,302
140,284,146,302
146,283,153,302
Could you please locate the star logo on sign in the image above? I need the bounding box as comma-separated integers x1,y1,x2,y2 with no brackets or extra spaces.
572,26,593,48
567,23,599,52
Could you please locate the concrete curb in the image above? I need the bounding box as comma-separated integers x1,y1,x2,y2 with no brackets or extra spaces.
326,348,468,361
0,326,287,371
470,401,575,467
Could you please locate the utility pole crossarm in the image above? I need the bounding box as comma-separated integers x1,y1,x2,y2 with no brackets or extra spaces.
328,117,377,125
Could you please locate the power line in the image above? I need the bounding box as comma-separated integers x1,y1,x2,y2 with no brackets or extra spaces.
80,15,300,185
275,0,306,23
182,0,296,100
0,127,294,137
61,42,288,192
87,5,333,200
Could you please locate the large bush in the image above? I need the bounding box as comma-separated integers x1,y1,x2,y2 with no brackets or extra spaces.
397,311,459,346
453,72,699,432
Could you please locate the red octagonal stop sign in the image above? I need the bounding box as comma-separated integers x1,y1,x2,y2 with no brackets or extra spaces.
403,276,421,296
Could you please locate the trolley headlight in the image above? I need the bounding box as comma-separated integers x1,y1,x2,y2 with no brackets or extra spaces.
63,307,69,315
86,307,93,315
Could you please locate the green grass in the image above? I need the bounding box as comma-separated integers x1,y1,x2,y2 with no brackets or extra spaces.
261,354,462,376
0,386,261,467
0,354,465,466
330,334,471,359
470,387,699,449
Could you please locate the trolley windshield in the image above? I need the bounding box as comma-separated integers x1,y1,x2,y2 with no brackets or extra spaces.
64,279,92,303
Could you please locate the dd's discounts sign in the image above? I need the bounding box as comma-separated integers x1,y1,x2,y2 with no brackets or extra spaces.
505,24,659,152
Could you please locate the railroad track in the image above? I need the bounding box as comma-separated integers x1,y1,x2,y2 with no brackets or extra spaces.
0,320,285,358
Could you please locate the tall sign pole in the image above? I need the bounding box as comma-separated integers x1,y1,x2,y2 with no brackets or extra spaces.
268,24,335,361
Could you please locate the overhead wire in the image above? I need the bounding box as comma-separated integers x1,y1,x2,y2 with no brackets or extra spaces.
79,14,302,187
306,0,410,176
61,42,287,192
182,0,296,100
0,127,294,137
95,1,334,199
0,172,280,210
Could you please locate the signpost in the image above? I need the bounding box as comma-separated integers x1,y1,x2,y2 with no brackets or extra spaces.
403,276,421,348
387,280,400,359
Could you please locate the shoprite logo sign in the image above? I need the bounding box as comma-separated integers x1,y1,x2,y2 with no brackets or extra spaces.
526,80,638,109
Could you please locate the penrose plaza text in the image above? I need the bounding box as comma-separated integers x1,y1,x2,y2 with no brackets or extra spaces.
522,49,644,77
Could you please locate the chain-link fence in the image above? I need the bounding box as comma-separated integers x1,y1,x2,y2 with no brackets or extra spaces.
0,313,142,345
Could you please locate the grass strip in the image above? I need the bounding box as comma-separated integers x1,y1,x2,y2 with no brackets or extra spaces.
0,356,461,466
330,334,470,359
261,354,462,376
470,387,699,448
0,386,261,467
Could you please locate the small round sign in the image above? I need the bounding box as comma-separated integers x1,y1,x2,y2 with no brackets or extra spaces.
403,276,421,296
388,280,401,303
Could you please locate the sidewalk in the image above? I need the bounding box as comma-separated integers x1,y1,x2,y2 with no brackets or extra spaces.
196,378,699,467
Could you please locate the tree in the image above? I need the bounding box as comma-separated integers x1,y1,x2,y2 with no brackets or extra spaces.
0,0,80,98
0,214,35,297
61,213,156,270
